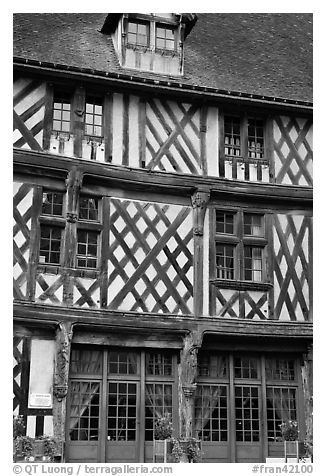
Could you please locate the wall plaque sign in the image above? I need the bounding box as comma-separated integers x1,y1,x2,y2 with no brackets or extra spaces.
29,393,52,408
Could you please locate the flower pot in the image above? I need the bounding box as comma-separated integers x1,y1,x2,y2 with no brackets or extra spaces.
284,440,299,462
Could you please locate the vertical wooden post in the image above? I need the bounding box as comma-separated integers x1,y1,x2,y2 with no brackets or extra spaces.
138,97,146,168
122,94,129,166
72,86,85,158
265,115,274,182
104,92,113,163
179,331,202,438
200,105,208,176
191,189,210,318
27,186,43,301
229,353,236,463
301,344,313,459
62,167,83,305
42,83,54,152
52,320,73,453
99,197,110,308
218,109,225,177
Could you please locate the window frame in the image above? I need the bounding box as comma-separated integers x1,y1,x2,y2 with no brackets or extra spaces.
39,188,66,268
39,224,63,266
52,91,72,134
213,208,269,286
75,195,102,270
84,96,104,140
126,19,150,48
155,23,177,52
219,109,271,181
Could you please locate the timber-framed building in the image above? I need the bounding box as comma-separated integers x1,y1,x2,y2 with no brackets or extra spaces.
13,13,313,463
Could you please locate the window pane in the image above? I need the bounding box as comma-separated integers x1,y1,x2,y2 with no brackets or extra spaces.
198,353,228,378
70,348,103,375
244,214,263,236
69,381,100,441
235,386,260,442
216,244,234,279
224,117,241,157
248,118,265,159
244,246,263,282
216,211,234,234
234,357,258,379
265,359,296,381
40,226,61,264
77,230,98,268
146,352,173,376
145,383,173,441
107,382,137,441
195,385,228,442
266,387,297,441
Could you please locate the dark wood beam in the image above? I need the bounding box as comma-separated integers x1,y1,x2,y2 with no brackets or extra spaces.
13,148,312,207
13,301,313,339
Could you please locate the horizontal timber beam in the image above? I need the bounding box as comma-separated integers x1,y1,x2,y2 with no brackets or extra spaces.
13,148,312,207
13,301,313,340
13,61,312,114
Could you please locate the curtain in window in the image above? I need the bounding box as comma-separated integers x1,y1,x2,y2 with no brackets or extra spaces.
266,387,296,423
252,248,262,281
194,385,223,439
69,381,100,436
70,349,102,375
145,383,172,420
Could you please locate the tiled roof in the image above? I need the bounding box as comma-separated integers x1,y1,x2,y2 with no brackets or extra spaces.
13,13,313,103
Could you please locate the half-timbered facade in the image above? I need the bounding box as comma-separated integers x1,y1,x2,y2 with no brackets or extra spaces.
13,13,313,463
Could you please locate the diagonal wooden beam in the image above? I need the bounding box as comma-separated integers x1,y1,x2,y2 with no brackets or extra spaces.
13,109,42,151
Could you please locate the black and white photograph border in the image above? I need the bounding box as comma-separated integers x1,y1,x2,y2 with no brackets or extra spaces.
7,1,321,474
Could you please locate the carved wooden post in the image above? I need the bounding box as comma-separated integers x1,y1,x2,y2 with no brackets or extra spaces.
63,167,83,304
191,189,210,317
73,85,85,158
53,321,73,446
179,331,202,438
301,344,313,458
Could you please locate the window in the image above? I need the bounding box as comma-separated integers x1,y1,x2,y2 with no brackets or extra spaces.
42,191,64,216
224,116,241,158
39,189,65,266
127,20,149,47
79,196,99,221
220,112,270,182
85,98,103,138
156,25,176,50
248,118,264,159
76,230,98,269
214,210,267,283
216,244,235,280
146,352,173,376
52,93,71,132
196,354,301,446
108,351,138,375
39,226,62,264
76,196,102,269
224,115,265,160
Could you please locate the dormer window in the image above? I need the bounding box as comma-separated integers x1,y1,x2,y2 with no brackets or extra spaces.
101,13,197,76
127,20,149,47
156,24,176,51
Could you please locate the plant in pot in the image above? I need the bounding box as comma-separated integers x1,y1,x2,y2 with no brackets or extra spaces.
13,415,33,462
153,414,173,463
280,420,300,462
185,437,202,463
38,436,58,461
